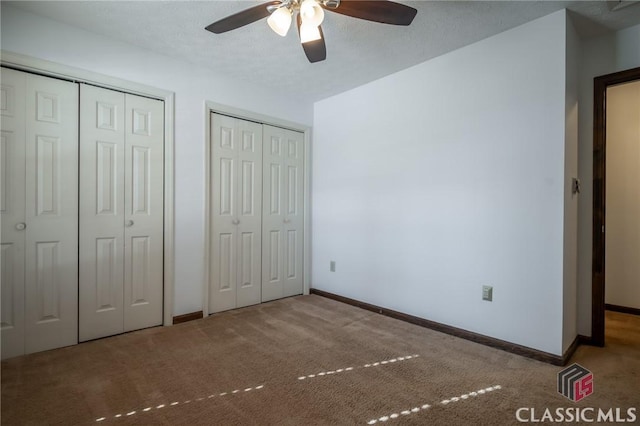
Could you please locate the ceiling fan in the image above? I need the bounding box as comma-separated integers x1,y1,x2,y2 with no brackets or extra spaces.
205,0,418,63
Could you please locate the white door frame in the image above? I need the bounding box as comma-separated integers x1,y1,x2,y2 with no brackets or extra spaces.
1,51,176,327
203,101,312,316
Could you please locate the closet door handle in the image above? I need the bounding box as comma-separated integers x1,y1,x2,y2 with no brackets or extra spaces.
283,218,291,224
15,222,27,231
126,220,134,227
232,219,240,225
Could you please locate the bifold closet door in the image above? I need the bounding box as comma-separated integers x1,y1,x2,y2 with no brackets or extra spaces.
123,94,164,332
262,125,304,302
1,67,79,358
79,84,164,341
210,113,262,313
79,85,125,340
0,68,26,359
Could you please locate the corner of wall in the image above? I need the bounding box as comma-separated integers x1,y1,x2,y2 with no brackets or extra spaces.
562,11,581,352
615,23,640,70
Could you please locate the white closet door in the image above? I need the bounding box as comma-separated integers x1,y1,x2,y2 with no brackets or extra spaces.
1,69,78,358
123,93,164,332
281,129,304,297
210,114,238,313
235,118,263,308
1,68,27,359
80,87,164,340
24,73,79,353
209,113,262,313
262,125,304,302
79,85,126,341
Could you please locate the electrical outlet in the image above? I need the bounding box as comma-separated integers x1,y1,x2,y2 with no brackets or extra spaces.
330,261,336,272
482,285,493,302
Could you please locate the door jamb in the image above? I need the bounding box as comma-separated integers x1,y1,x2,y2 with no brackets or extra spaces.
1,50,176,327
203,101,312,316
591,66,640,346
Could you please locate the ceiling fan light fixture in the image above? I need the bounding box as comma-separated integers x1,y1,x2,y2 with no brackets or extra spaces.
299,0,325,27
267,6,292,37
206,0,418,63
300,22,321,43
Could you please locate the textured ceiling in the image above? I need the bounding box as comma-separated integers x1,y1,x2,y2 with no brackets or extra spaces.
7,1,640,102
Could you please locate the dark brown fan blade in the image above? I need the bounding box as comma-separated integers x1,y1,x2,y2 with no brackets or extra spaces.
297,14,326,63
327,0,417,25
205,1,280,34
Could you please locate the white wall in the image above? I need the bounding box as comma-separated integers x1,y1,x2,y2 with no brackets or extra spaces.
605,80,640,309
0,4,313,317
563,14,580,352
576,23,640,335
313,11,570,355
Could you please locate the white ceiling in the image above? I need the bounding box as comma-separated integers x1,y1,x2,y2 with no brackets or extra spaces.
7,0,640,102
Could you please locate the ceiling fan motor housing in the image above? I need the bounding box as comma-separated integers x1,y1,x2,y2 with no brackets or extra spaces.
268,0,336,14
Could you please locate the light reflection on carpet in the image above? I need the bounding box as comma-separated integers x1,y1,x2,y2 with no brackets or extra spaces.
365,385,503,424
94,354,499,424
297,354,420,380
94,384,265,422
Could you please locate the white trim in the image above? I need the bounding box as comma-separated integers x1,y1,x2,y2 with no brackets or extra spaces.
203,101,312,316
163,93,176,327
203,103,212,317
1,51,168,100
205,101,309,133
303,128,312,297
1,50,176,327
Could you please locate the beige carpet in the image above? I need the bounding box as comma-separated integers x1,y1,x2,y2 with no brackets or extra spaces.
1,295,639,425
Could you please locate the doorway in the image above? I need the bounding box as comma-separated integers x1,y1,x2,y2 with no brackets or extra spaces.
591,66,640,346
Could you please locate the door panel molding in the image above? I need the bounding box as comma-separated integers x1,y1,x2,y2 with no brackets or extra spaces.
79,85,125,341
80,85,164,340
262,125,304,302
204,102,311,316
123,93,164,333
0,68,26,359
209,114,263,313
24,72,79,355
1,50,176,328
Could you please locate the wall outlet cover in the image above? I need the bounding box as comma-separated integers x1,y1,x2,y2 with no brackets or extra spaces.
482,285,493,301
